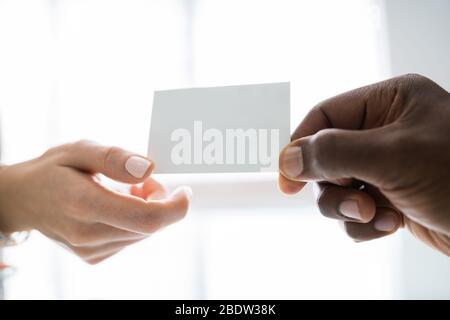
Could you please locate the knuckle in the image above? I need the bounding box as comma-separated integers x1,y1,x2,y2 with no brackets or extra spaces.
402,73,428,84
399,73,435,93
73,139,95,148
67,139,98,158
315,188,335,219
312,130,335,156
41,140,94,162
102,146,122,169
293,102,335,140
309,130,337,179
342,223,366,241
65,139,92,155
41,146,59,158
40,144,71,162
311,99,332,116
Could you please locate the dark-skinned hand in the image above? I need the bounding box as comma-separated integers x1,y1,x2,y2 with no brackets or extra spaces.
279,74,450,257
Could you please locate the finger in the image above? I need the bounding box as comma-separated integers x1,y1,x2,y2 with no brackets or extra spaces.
92,185,192,234
278,170,350,196
142,178,167,200
130,184,144,198
279,76,411,189
55,222,148,247
315,183,376,223
71,239,142,264
58,140,154,183
291,75,413,141
278,174,305,195
130,178,167,200
50,232,142,264
279,126,393,186
86,250,122,265
341,207,402,242
362,183,398,208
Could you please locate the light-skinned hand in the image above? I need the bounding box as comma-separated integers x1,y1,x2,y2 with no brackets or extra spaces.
0,140,191,264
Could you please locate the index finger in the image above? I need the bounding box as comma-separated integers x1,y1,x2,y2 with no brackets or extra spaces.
292,75,417,140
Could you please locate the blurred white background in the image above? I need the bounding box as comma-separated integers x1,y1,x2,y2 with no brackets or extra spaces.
0,0,449,299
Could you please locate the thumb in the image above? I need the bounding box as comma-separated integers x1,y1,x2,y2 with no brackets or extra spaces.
279,127,390,185
58,140,154,183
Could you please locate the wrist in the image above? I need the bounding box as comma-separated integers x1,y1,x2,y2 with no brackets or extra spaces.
0,164,31,233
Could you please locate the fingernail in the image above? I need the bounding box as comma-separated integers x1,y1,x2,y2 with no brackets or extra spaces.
339,200,362,220
125,156,152,178
374,214,397,232
176,186,193,200
279,146,303,179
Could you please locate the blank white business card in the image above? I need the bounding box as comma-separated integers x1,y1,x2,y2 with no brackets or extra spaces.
148,82,290,173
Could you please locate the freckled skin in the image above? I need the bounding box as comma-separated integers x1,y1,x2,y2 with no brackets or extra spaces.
279,74,450,257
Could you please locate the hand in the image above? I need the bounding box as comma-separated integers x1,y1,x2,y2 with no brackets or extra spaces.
279,74,450,257
0,140,191,264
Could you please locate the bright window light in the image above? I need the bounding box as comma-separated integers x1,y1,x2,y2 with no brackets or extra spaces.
0,0,400,299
